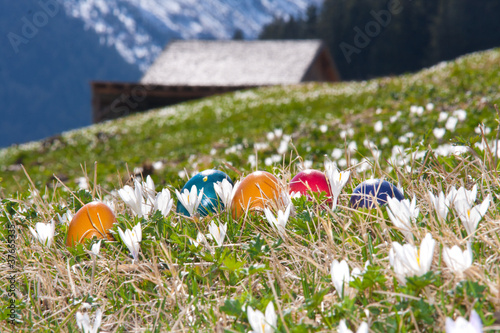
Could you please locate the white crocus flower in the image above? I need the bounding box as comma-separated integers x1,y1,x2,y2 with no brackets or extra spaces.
58,210,74,225
214,179,239,210
389,233,435,285
264,204,291,236
154,188,174,217
77,177,89,190
443,242,473,274
29,220,55,247
208,220,227,247
76,308,102,333
445,310,482,333
428,190,451,221
247,302,277,333
175,185,204,216
278,191,294,209
453,185,477,207
331,260,361,299
191,232,208,247
386,196,420,241
338,319,369,333
445,116,458,131
91,240,101,257
117,223,142,261
446,186,458,205
143,175,156,203
137,177,156,216
454,195,490,236
118,183,147,217
276,191,296,216
324,161,350,210
397,182,405,197
118,177,159,218
433,128,446,139
103,199,115,213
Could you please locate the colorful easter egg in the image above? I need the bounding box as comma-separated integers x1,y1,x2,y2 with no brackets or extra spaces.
232,171,280,219
289,169,332,200
66,202,116,246
350,179,404,209
176,169,233,217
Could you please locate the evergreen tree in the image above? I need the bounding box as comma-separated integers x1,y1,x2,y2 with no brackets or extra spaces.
303,5,319,38
430,0,500,63
259,0,500,80
429,0,467,62
232,29,245,40
259,17,288,39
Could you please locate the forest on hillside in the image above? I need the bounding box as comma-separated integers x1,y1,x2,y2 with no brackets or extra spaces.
259,0,500,80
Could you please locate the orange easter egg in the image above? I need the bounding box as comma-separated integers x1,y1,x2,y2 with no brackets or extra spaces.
231,171,280,219
66,202,116,247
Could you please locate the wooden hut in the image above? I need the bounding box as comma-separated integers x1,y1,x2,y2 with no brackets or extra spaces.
91,40,340,123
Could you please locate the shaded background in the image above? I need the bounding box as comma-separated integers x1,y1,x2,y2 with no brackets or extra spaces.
1,0,499,148
0,0,320,148
261,0,500,80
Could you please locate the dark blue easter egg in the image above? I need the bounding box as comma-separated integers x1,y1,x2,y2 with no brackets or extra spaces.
176,169,233,217
350,179,404,209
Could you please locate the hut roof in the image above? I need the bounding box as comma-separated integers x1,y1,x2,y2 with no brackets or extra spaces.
140,40,332,86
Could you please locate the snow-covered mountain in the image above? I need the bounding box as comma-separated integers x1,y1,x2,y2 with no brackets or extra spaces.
62,0,323,70
1,0,321,148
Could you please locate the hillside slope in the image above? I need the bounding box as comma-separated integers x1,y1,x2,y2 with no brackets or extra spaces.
1,48,499,196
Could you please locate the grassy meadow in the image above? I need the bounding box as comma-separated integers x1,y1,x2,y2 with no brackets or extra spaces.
1,48,500,332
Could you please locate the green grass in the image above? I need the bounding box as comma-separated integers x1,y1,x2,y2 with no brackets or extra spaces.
1,48,500,332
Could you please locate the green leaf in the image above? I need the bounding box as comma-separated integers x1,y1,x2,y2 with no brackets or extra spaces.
221,255,244,272
304,288,329,317
244,233,269,259
405,271,437,291
247,264,266,275
351,265,387,292
220,299,243,317
411,299,436,324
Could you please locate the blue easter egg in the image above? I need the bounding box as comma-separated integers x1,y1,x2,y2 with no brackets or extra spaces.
350,179,404,209
176,169,233,217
